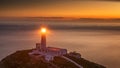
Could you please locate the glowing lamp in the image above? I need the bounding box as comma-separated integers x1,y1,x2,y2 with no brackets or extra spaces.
41,28,46,33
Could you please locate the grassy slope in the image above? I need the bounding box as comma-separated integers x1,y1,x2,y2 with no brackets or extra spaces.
64,54,106,68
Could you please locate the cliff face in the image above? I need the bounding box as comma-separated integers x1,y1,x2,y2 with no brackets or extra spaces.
0,50,106,68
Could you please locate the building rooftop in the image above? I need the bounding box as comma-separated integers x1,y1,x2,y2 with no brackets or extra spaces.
47,47,67,51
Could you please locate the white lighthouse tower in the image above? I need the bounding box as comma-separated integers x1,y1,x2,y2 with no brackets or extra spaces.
40,28,47,51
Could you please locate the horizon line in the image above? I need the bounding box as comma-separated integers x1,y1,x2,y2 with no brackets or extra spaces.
0,16,120,19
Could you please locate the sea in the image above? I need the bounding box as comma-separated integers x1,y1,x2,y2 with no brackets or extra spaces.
0,20,120,68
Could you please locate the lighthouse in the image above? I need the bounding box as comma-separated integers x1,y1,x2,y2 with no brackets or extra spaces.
40,28,47,51
29,26,67,61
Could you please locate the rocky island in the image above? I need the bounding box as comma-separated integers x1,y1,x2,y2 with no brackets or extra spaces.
0,49,105,68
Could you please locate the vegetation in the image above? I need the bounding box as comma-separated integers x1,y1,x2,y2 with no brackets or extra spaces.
51,56,79,68
64,53,106,68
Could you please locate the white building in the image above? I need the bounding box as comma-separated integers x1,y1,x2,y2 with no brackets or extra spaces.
29,28,67,61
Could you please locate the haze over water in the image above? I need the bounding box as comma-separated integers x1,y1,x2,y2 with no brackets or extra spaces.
0,20,120,68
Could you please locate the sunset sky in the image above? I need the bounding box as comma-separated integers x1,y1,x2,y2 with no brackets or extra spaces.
0,0,120,18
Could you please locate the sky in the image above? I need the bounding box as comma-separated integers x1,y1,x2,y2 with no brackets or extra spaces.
0,0,120,18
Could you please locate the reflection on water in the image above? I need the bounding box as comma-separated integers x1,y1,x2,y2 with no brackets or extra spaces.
0,21,120,68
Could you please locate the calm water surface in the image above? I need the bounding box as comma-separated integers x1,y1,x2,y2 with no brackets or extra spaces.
0,20,120,68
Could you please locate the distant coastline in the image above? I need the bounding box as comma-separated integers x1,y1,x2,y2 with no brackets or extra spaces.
0,17,120,21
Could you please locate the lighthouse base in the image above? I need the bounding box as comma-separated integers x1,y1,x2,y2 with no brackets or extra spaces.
29,46,67,61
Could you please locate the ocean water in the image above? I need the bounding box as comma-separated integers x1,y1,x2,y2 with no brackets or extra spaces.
0,20,120,68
